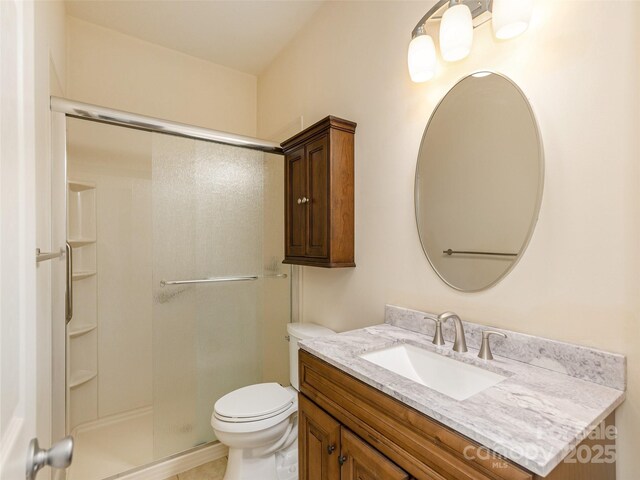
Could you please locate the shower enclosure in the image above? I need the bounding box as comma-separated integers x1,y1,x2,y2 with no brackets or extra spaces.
52,99,291,480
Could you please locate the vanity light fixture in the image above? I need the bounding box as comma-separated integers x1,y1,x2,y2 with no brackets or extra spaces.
408,26,437,82
492,0,533,39
440,3,474,62
408,0,533,82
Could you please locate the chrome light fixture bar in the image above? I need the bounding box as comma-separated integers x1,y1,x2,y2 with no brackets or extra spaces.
408,0,533,82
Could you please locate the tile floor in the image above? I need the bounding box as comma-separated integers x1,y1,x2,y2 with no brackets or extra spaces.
164,457,228,480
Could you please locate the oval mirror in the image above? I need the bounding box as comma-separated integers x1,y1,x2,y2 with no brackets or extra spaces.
415,72,544,292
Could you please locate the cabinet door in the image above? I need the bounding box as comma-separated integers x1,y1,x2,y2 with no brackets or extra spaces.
305,135,329,258
285,146,307,257
340,429,409,480
299,394,341,480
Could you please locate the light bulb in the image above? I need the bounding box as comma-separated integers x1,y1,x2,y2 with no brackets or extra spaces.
492,0,533,40
439,4,473,62
408,29,437,83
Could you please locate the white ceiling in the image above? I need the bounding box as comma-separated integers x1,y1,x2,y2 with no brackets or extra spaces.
65,0,324,75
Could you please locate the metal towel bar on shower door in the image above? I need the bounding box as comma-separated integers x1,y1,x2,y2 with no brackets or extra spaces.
160,274,288,287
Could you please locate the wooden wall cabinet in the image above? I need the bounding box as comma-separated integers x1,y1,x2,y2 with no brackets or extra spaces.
282,116,356,268
299,350,616,480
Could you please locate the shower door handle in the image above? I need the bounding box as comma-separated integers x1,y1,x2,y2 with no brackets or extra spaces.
65,242,73,324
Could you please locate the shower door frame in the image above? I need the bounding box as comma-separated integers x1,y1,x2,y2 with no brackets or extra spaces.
50,97,291,479
50,97,284,154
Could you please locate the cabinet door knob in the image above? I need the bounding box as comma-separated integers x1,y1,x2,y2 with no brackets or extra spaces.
338,455,347,466
301,197,309,204
297,198,302,204
327,444,336,454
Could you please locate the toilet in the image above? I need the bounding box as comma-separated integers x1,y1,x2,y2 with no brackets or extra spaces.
211,322,336,480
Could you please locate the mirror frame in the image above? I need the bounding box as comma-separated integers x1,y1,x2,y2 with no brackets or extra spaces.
414,71,545,292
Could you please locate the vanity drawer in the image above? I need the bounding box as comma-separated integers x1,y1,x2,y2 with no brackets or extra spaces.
299,350,533,480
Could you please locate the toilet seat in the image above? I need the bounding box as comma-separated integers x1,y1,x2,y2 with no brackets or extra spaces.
213,383,295,424
212,400,297,435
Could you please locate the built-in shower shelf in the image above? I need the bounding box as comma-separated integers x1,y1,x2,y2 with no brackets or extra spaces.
69,370,97,389
68,180,96,192
73,270,97,281
66,177,98,433
68,324,97,338
68,238,96,248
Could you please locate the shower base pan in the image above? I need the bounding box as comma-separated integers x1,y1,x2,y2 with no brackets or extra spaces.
67,408,226,480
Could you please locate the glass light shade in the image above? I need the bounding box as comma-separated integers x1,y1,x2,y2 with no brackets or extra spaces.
439,4,473,62
408,33,437,83
492,0,533,40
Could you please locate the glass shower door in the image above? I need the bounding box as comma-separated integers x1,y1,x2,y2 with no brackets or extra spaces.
151,134,290,458
63,114,290,480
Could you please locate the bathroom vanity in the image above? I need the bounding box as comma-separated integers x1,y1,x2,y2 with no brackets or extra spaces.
297,306,625,480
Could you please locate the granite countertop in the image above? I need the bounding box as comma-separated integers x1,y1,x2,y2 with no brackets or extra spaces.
299,322,625,477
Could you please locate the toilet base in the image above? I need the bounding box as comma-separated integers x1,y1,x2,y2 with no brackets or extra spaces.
275,438,298,480
223,439,298,480
223,446,277,480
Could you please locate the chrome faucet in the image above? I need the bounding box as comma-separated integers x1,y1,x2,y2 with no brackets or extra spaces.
437,312,467,353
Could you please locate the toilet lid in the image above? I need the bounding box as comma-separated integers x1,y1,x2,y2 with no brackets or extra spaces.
214,383,294,421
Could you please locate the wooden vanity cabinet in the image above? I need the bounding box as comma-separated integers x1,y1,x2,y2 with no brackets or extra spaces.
300,394,409,480
299,394,341,480
340,428,410,480
282,116,356,268
298,350,616,480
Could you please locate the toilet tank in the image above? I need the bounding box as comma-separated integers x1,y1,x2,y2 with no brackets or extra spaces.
287,322,335,390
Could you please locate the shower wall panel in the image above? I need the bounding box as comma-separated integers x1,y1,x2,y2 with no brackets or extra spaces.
67,119,154,421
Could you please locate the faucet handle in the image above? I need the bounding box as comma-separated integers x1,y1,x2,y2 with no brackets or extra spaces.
425,316,446,346
478,330,507,360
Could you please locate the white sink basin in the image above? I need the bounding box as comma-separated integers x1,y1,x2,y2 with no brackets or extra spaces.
360,343,506,401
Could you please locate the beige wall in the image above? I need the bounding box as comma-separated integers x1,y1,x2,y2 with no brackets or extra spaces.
257,1,640,477
66,16,257,136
